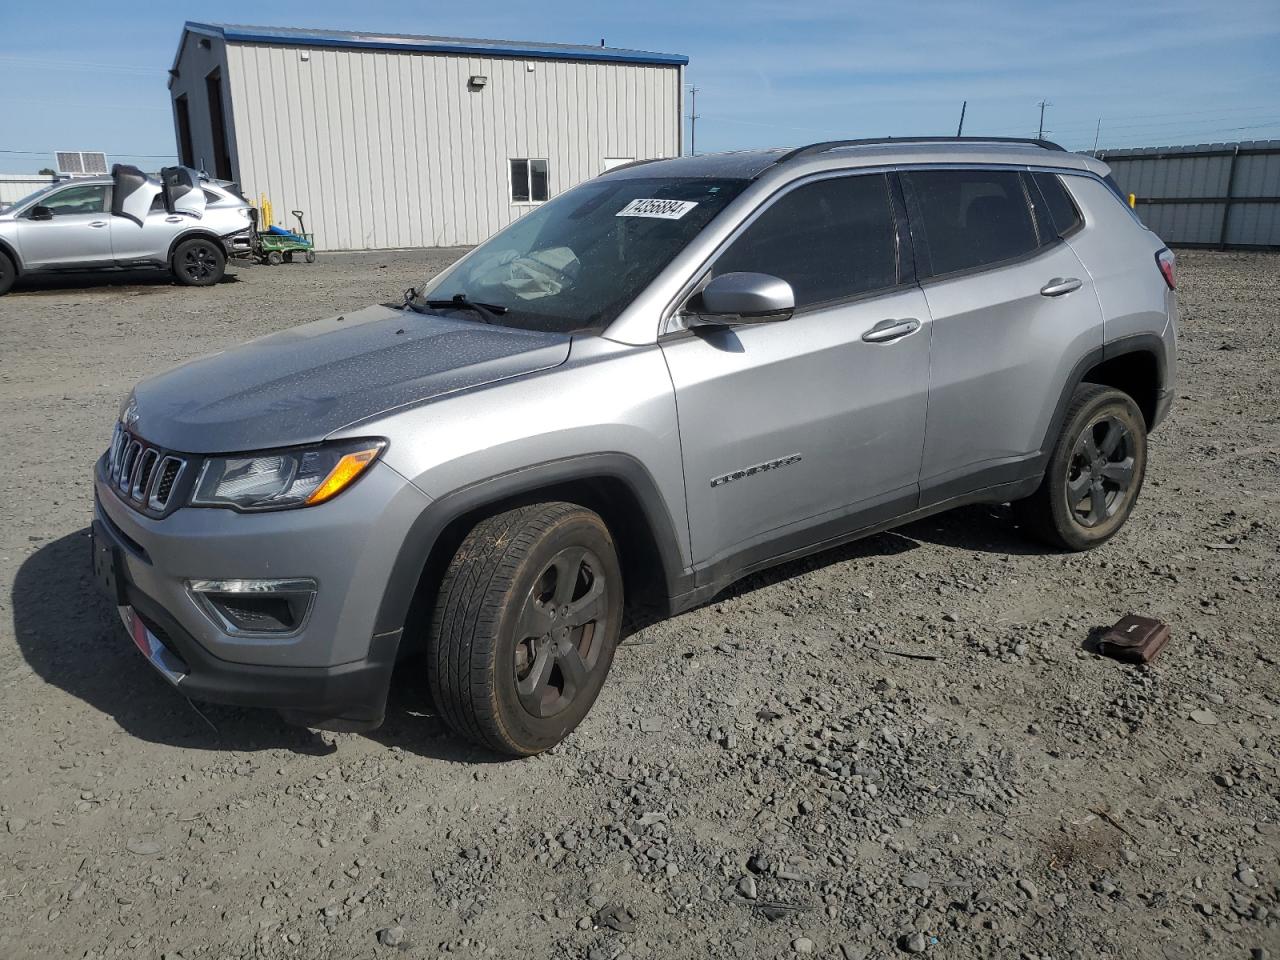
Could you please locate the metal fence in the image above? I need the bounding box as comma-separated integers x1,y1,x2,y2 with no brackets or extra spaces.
1093,140,1280,249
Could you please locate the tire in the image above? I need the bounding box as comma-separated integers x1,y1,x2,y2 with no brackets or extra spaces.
428,502,624,757
0,251,15,296
266,251,283,266
304,251,316,264
172,238,226,286
1015,384,1148,551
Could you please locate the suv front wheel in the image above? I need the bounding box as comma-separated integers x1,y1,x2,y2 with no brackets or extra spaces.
172,237,226,287
428,502,624,756
1016,384,1148,551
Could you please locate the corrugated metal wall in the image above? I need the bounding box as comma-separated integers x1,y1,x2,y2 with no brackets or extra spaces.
0,175,59,205
222,43,681,250
1096,140,1280,248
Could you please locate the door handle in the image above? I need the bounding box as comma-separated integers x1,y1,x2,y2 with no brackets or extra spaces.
89,221,108,228
165,216,183,223
861,317,921,343
1040,277,1082,297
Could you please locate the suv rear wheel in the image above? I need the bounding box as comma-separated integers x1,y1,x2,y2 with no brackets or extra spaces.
0,250,15,296
172,238,225,287
1016,384,1148,550
428,502,623,756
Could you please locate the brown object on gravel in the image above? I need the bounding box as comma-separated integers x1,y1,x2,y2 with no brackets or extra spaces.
1097,614,1171,664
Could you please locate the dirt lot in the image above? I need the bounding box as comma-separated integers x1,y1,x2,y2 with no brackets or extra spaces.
0,250,1277,960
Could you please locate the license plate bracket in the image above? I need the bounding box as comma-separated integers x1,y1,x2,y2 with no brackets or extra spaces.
90,521,128,606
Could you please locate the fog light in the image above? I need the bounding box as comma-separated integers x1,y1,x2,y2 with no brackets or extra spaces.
188,578,316,636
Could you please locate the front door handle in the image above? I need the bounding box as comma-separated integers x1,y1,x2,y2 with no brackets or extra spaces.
165,216,183,223
862,317,921,343
1040,277,1082,297
89,221,108,228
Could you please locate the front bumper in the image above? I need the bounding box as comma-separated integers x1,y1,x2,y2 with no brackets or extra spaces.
92,454,432,727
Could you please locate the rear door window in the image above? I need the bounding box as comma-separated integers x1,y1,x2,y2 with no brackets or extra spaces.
1031,172,1083,238
903,169,1039,278
712,173,898,308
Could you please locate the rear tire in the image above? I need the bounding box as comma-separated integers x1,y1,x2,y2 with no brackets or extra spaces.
1015,384,1147,551
266,251,283,266
0,251,15,296
172,238,225,286
428,502,624,757
304,251,316,264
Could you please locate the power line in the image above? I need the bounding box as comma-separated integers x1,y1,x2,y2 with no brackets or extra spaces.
0,149,177,158
0,54,161,75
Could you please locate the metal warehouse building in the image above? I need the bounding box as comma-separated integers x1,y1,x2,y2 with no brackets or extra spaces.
168,22,687,250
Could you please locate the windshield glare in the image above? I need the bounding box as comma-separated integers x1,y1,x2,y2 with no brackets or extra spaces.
420,176,749,334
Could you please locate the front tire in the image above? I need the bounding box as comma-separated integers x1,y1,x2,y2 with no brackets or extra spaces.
428,503,623,757
172,238,225,286
1015,384,1148,551
0,251,15,296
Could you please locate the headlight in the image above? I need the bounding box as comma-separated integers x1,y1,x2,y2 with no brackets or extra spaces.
191,439,386,511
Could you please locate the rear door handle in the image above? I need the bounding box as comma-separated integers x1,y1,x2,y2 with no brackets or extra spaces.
862,317,921,343
89,221,108,228
1040,277,1082,297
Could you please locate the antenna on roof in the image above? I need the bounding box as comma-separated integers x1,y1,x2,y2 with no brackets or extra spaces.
956,101,967,137
600,38,605,47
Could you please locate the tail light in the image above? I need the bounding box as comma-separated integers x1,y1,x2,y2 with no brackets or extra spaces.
1156,248,1176,290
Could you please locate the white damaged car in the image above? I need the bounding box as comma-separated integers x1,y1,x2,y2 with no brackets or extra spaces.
0,164,253,294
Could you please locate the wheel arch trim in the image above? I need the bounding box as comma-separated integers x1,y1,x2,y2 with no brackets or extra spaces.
372,452,689,639
0,237,23,275
1041,333,1167,456
168,230,229,263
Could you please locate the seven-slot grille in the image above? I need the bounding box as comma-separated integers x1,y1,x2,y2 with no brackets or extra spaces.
107,423,187,512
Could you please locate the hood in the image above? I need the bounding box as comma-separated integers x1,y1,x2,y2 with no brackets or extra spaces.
130,304,571,453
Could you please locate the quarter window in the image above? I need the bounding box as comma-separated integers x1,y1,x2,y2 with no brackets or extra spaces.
1031,172,1083,238
711,174,898,308
903,169,1039,277
40,184,108,216
510,159,549,203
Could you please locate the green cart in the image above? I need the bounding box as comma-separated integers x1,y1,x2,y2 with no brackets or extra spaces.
255,210,316,265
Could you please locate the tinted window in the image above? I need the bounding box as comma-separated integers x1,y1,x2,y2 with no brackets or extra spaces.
42,184,108,216
712,174,897,308
905,170,1038,277
1032,172,1083,238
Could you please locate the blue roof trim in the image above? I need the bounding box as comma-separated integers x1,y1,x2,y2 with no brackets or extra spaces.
183,21,688,66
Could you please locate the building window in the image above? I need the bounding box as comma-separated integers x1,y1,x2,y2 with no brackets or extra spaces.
510,159,549,203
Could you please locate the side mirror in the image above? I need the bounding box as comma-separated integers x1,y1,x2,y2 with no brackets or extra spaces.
28,205,54,221
688,272,795,325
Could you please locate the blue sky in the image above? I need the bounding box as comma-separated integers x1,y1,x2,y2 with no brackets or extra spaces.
2,0,1278,174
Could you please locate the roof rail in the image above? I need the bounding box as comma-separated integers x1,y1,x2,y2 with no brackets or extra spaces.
772,136,1067,167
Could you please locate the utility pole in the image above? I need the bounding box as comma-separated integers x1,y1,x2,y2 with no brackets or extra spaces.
1036,99,1051,140
956,100,967,137
1092,117,1102,154
690,87,698,157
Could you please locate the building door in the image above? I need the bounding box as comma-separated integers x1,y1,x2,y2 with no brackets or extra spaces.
205,69,232,180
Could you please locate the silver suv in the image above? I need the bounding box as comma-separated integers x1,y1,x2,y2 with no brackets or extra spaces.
0,166,252,294
92,138,1177,756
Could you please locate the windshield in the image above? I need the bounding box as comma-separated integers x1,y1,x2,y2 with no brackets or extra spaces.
419,176,749,334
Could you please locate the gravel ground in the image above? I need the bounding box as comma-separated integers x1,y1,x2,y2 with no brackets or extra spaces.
0,250,1277,960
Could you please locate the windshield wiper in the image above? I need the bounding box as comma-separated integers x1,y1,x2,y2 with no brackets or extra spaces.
404,288,508,324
